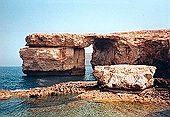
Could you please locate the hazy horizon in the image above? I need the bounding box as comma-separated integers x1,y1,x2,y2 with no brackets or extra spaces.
1,0,170,66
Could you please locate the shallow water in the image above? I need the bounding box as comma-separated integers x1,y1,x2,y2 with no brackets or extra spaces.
1,94,169,117
0,66,170,117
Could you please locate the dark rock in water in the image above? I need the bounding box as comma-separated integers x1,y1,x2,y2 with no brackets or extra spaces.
30,94,38,98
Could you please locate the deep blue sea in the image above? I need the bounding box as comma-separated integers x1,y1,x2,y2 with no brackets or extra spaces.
0,66,96,91
0,66,169,117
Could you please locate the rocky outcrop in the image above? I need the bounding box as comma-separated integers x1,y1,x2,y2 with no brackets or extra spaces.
91,29,170,78
78,87,170,105
0,81,97,99
0,81,169,106
20,33,90,75
20,47,85,75
94,65,156,90
20,29,170,77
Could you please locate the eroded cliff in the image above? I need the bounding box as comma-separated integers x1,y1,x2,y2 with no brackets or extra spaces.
20,29,170,77
91,29,170,78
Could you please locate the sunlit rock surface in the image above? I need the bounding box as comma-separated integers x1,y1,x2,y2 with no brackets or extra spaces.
25,33,94,48
20,47,85,75
0,81,169,106
94,65,156,90
20,29,170,77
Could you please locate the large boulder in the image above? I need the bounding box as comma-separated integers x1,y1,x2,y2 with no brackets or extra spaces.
20,47,85,75
94,65,156,90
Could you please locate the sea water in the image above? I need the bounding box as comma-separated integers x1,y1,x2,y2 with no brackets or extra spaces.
0,66,169,117
0,66,95,91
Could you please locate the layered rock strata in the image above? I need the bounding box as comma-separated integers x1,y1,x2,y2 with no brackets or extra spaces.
94,65,156,90
25,33,94,48
20,29,170,77
20,47,85,75
20,33,91,75
91,29,170,78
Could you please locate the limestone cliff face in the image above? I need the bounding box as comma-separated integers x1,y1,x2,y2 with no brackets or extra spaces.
91,29,170,78
20,33,91,75
20,29,170,77
20,47,85,75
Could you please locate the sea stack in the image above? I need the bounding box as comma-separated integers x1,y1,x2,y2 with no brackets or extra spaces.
20,34,93,75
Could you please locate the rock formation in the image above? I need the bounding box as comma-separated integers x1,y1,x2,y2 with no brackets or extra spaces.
20,47,85,75
94,65,156,90
91,29,170,78
20,33,93,75
0,81,169,106
20,29,170,77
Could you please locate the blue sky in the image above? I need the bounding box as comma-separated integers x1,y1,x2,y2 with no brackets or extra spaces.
0,0,170,66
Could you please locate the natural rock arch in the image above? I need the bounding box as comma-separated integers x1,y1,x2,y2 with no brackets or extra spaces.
91,39,115,68
20,29,170,78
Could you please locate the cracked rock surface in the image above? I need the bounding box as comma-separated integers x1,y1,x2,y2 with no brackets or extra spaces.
94,65,156,90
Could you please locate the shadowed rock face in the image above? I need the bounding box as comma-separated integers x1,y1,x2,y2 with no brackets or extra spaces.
20,29,170,77
91,29,170,78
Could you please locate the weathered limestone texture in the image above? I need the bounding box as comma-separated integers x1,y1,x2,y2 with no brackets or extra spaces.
20,47,85,75
94,65,156,90
25,33,93,48
90,29,170,78
0,81,169,106
20,29,170,77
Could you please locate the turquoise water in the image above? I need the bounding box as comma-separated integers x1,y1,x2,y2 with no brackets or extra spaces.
1,95,169,117
0,66,169,117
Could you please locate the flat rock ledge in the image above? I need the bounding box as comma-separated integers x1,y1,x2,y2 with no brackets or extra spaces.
0,80,169,106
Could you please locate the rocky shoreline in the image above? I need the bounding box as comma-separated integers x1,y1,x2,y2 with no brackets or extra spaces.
0,78,169,106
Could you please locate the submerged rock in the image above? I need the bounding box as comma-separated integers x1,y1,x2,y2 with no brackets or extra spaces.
94,65,156,90
78,87,170,106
